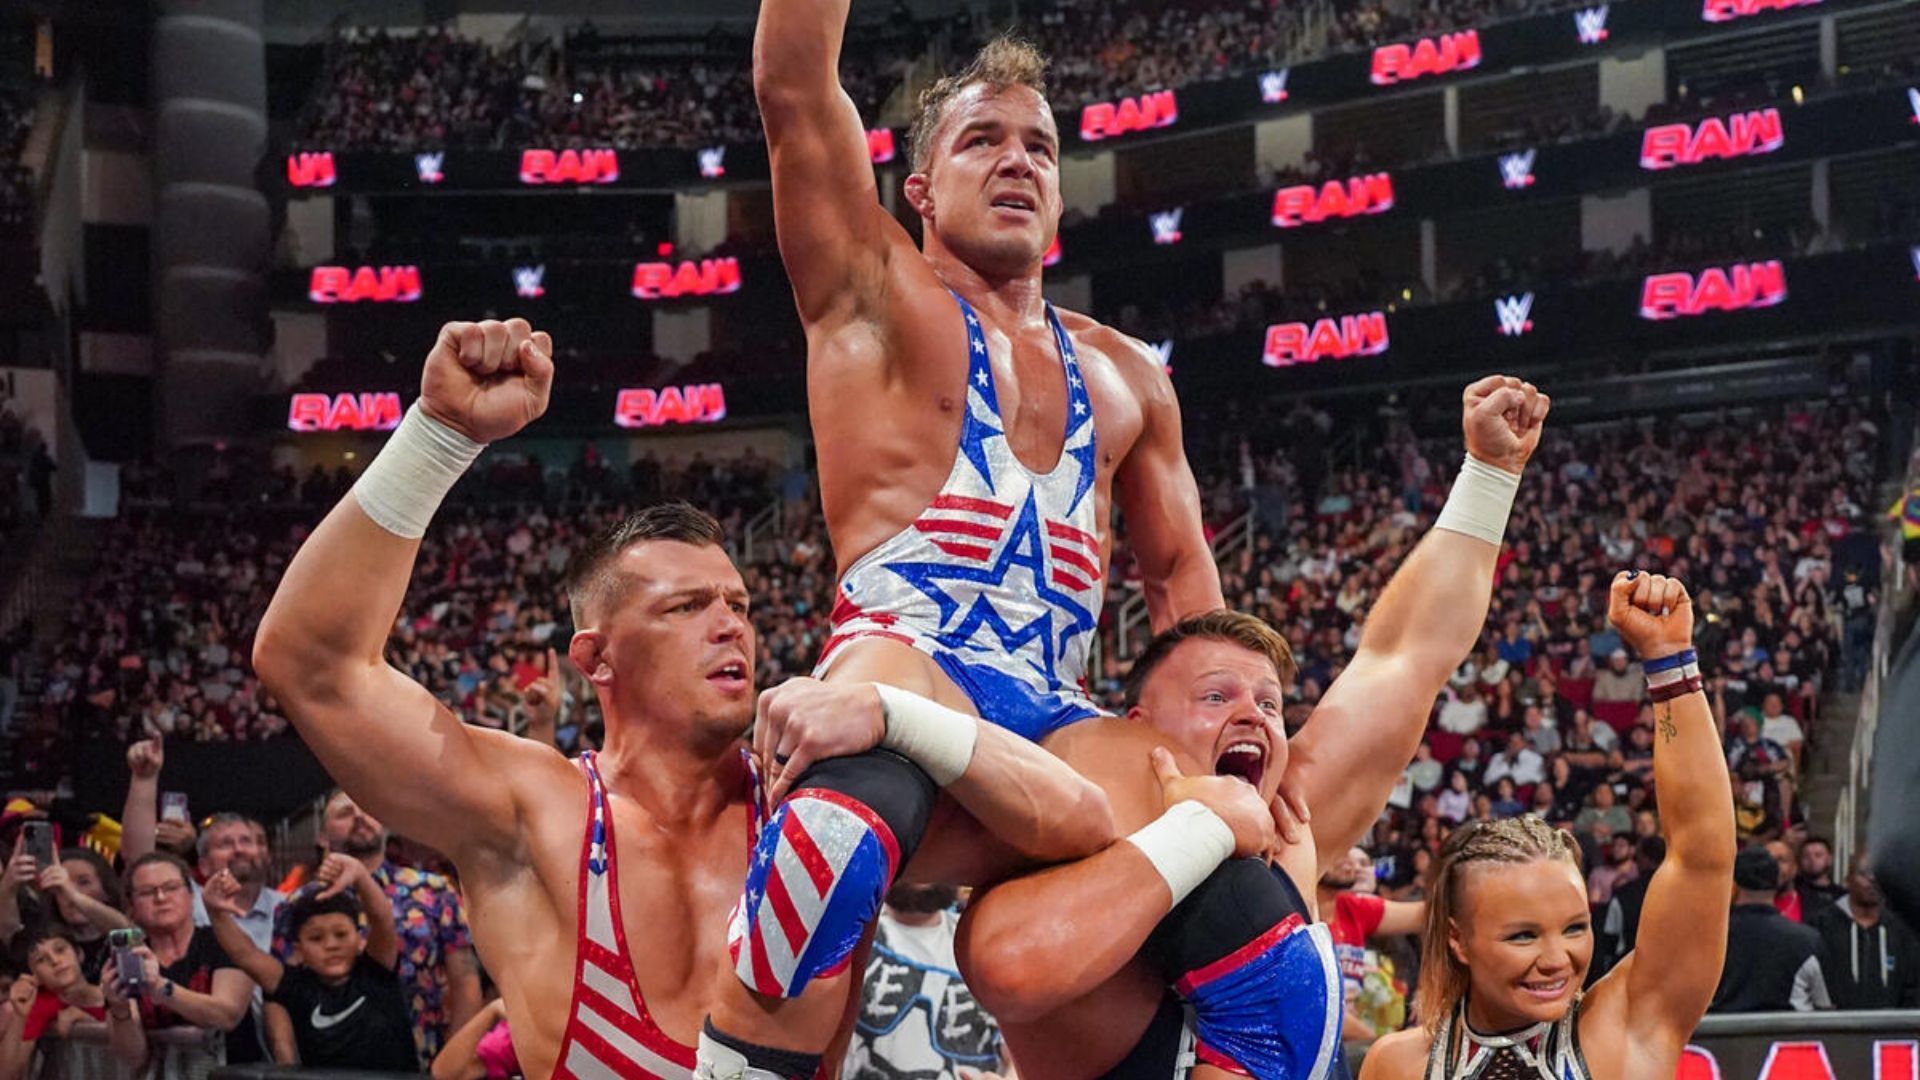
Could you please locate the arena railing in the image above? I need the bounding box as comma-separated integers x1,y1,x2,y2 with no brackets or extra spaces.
1834,425,1920,870
1687,1009,1920,1075
740,497,783,566
39,1021,226,1080
1115,508,1254,659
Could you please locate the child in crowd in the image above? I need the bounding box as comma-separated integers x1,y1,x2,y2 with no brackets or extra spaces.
205,852,415,1071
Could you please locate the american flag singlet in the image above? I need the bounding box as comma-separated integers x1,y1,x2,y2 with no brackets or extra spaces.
551,751,767,1080
814,291,1104,744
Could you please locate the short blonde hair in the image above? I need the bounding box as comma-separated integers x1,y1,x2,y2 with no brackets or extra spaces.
908,35,1050,170
1123,609,1297,708
1414,816,1583,1031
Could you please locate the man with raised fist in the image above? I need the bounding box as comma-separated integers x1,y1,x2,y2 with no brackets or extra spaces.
255,319,1091,1080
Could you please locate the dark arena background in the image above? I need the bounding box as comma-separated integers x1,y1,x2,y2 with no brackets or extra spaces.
0,0,1917,1077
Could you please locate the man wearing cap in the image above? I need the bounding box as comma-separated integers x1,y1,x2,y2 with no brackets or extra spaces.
1710,845,1833,1013
1593,647,1642,709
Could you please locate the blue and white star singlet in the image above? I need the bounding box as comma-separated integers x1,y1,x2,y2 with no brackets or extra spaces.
815,291,1104,742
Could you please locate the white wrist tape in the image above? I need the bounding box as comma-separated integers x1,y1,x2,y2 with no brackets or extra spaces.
351,404,484,539
1126,800,1236,907
874,684,979,787
1433,453,1521,547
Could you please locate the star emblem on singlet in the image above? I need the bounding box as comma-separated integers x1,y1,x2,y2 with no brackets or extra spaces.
883,493,1098,685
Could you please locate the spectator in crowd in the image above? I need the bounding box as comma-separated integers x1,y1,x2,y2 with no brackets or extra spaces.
432,996,517,1080
119,739,286,954
1521,703,1560,756
1595,835,1666,982
1591,648,1642,715
841,884,1008,1080
1483,730,1544,788
208,858,418,1070
1574,781,1631,838
1320,848,1424,1046
1807,854,1920,1009
0,924,123,1079
1586,832,1639,907
1796,837,1846,914
1727,714,1795,834
1436,678,1488,736
0,842,130,983
115,853,259,1058
1435,769,1473,824
1768,839,1805,923
187,814,283,947
1562,708,1615,773
1711,846,1832,1013
1404,740,1443,794
296,790,480,1064
1758,692,1806,770
1488,776,1525,819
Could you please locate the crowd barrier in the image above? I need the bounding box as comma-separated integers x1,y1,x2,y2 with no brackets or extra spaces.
1687,1009,1920,1077
37,1010,1920,1077
36,1022,224,1080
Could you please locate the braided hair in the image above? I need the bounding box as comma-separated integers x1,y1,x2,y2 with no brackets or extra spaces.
1414,815,1583,1031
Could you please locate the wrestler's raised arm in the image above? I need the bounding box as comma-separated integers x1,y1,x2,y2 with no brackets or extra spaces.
1289,376,1547,869
755,0,911,325
1593,572,1735,1058
254,320,559,865
1111,335,1223,633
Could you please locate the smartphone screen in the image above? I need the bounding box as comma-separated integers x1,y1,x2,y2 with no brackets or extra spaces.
113,945,144,993
21,821,53,868
161,792,190,824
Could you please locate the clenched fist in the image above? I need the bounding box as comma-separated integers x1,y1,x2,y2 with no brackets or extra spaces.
419,319,555,444
1462,374,1550,475
1607,571,1693,661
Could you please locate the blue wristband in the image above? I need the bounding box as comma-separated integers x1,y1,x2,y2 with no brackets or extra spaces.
1641,649,1697,675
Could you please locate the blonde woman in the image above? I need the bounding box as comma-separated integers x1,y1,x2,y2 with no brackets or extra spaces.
1362,571,1735,1080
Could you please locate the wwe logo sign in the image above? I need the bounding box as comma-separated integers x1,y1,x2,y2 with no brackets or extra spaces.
1151,340,1174,372
699,147,727,179
1494,293,1535,337
1150,208,1184,246
513,265,546,299
1498,150,1537,190
1573,5,1610,43
414,152,445,184
1910,245,1920,283
1259,69,1291,104
1909,87,1920,125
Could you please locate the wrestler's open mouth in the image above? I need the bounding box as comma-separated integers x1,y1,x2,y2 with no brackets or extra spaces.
708,660,748,689
1215,741,1267,789
1518,977,1569,1001
990,193,1035,213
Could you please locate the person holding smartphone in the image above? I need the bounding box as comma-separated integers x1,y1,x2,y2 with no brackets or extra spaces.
0,925,143,1079
113,852,257,1055
0,833,133,984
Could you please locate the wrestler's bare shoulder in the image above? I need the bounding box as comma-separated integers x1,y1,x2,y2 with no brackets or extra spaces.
1359,1027,1433,1080
459,727,587,850
1053,308,1170,383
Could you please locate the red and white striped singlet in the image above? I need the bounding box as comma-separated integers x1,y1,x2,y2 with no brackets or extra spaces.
551,751,765,1080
